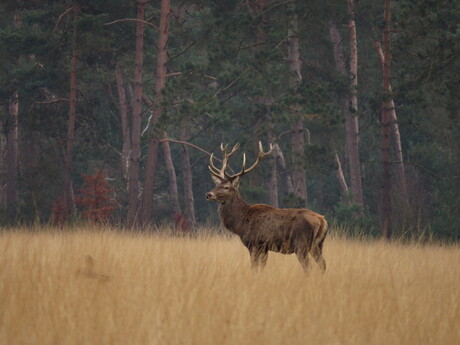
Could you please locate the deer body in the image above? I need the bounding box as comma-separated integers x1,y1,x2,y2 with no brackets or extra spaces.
206,143,327,273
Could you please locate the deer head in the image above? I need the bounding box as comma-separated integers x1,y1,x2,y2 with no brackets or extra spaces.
205,141,274,203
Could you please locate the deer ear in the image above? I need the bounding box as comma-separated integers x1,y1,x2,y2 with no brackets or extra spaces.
211,175,222,185
231,176,240,188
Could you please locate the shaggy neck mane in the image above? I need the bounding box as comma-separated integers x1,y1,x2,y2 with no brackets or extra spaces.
218,192,249,235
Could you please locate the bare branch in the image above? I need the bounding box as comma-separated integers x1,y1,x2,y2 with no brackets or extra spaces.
142,93,154,107
168,41,196,62
240,41,266,50
166,72,183,77
214,69,250,96
104,18,159,30
160,137,214,157
259,0,295,16
52,7,73,34
141,93,156,136
35,98,70,105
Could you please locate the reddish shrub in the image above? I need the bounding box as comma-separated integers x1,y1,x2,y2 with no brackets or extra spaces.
77,170,116,224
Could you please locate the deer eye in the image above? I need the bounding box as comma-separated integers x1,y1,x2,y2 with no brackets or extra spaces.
223,185,230,190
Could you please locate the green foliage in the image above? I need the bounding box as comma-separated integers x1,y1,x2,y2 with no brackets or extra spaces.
332,200,377,234
283,193,307,209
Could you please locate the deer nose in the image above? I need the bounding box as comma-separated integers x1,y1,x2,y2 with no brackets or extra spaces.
206,192,214,200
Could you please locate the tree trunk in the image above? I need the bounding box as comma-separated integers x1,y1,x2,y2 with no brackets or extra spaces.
268,154,279,208
247,0,266,43
327,132,350,201
329,17,363,208
180,144,195,226
288,4,307,205
180,123,196,227
162,140,181,215
329,23,347,74
5,2,24,223
291,120,307,204
115,64,131,179
273,143,294,196
334,151,349,196
127,0,146,227
346,0,364,208
381,0,393,240
248,0,279,208
63,4,79,218
140,138,159,226
288,11,302,88
6,90,19,223
267,130,279,208
374,41,408,204
141,0,170,225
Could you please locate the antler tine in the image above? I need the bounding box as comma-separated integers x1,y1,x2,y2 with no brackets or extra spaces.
209,143,241,180
209,153,225,179
227,143,240,156
220,143,240,177
244,141,274,174
227,141,274,179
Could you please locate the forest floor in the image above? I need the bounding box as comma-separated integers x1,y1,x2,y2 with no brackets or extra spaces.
1,226,459,345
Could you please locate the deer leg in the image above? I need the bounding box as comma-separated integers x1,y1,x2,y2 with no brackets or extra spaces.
311,246,326,272
295,250,310,275
311,236,326,272
249,246,268,271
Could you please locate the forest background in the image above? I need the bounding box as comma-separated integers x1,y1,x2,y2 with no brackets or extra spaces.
0,0,459,241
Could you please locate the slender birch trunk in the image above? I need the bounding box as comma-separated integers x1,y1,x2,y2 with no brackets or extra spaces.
115,64,131,180
162,140,181,216
273,143,294,196
329,11,363,209
374,41,408,204
335,151,349,196
127,0,145,227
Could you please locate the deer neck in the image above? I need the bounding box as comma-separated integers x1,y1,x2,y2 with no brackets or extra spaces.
218,192,249,235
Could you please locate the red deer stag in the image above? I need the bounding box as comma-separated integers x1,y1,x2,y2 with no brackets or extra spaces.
206,142,327,273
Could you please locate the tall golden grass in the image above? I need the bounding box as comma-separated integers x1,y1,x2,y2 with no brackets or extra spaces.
0,226,459,345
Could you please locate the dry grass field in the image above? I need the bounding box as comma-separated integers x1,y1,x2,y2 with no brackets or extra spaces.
0,226,459,345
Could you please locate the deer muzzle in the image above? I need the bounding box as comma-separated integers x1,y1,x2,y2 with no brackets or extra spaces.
206,192,215,201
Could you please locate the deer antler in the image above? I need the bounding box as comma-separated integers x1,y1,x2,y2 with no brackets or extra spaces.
209,142,274,181
209,143,240,180
226,141,274,180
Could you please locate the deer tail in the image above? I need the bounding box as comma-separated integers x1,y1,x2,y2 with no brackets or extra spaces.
313,216,328,249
